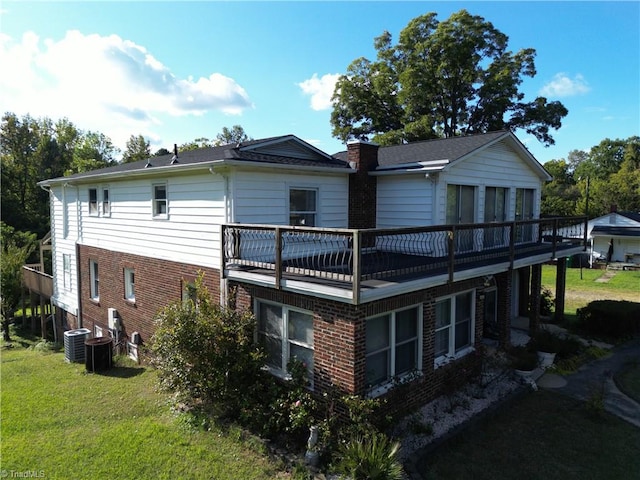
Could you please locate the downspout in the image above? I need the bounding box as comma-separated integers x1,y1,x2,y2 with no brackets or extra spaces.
210,167,231,307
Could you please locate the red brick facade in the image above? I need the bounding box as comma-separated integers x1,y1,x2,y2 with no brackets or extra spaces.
347,141,378,229
77,245,220,346
231,276,492,415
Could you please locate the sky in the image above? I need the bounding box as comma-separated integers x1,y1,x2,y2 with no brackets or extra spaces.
1,1,638,164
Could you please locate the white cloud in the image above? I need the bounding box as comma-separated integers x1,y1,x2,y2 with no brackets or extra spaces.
298,73,340,111
0,30,253,149
539,73,590,97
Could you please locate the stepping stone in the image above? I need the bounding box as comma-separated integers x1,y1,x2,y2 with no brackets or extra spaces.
537,373,567,389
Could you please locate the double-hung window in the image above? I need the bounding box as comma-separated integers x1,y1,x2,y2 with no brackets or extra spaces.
153,184,168,218
63,254,71,290
102,187,110,216
88,188,98,215
89,260,99,301
289,188,317,226
365,306,421,391
434,291,474,365
257,301,314,386
124,268,135,302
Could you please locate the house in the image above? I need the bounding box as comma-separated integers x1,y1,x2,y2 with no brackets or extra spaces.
33,130,586,414
585,209,640,266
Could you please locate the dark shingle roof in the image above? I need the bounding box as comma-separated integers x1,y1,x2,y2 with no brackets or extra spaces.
618,212,640,223
333,131,511,167
41,135,350,185
591,225,640,237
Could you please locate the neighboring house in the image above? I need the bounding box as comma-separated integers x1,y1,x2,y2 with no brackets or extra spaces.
586,210,640,265
34,130,586,413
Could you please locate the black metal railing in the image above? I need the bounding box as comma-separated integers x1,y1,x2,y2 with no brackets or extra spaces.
222,217,587,296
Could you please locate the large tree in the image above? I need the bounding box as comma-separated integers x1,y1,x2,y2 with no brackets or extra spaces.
214,125,253,146
122,134,151,163
331,9,568,146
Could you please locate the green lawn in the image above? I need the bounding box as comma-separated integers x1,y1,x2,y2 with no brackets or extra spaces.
1,338,289,480
541,265,640,318
419,390,640,480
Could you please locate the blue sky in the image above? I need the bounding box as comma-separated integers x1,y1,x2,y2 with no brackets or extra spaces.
1,1,638,164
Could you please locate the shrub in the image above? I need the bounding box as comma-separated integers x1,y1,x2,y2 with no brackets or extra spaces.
576,300,640,340
334,433,403,480
540,287,554,317
508,346,538,371
529,328,562,353
150,274,267,417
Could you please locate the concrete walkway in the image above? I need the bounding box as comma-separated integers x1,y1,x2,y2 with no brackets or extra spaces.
538,338,640,427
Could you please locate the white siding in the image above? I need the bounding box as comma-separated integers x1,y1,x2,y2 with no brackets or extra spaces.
50,185,79,314
436,142,543,225
377,175,434,228
233,170,349,227
79,173,226,268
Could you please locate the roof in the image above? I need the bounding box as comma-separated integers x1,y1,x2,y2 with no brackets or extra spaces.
39,135,350,186
591,225,640,237
334,130,551,180
618,212,640,223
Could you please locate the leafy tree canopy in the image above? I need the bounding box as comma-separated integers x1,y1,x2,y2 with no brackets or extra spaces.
331,9,568,146
214,125,253,146
122,134,151,163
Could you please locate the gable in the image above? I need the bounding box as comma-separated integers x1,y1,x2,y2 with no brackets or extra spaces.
240,136,331,162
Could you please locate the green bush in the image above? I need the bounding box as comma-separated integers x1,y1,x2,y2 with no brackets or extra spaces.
151,274,318,441
540,287,554,317
334,433,403,480
576,300,640,340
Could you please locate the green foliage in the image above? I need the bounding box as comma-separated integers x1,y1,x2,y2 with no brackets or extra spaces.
0,223,37,330
151,274,265,410
334,433,403,480
507,345,538,371
331,9,567,146
214,125,253,146
539,287,554,317
576,300,640,340
151,274,318,442
121,134,151,163
529,328,563,354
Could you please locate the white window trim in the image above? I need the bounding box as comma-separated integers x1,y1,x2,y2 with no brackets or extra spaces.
124,268,135,302
89,260,99,301
152,183,168,219
434,290,476,368
101,186,111,217
365,305,423,398
63,254,72,291
255,299,314,387
88,187,99,216
288,185,318,227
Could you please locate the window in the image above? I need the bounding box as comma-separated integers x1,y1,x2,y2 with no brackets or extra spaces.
434,291,474,364
63,254,71,290
102,187,110,216
124,268,135,302
89,260,99,301
257,301,314,385
365,306,421,391
88,188,98,215
515,188,535,242
153,184,167,217
289,188,317,226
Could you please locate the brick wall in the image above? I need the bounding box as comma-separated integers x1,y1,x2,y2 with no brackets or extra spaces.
347,141,378,229
78,245,220,347
231,276,489,416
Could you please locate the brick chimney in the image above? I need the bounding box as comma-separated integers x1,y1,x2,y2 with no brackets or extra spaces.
347,140,378,229
610,204,617,213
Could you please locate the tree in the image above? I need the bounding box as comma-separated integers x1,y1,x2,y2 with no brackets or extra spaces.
331,9,568,146
214,125,252,146
122,134,151,163
0,222,36,341
179,137,213,151
541,159,580,216
66,131,119,175
153,147,170,156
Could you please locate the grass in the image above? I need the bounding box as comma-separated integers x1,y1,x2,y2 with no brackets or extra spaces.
419,390,640,480
1,329,290,480
615,361,640,404
541,265,640,323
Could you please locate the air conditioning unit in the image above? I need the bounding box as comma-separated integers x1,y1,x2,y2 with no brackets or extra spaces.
108,308,121,331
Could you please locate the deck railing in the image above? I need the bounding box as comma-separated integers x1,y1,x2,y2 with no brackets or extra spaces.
222,217,587,295
22,265,53,297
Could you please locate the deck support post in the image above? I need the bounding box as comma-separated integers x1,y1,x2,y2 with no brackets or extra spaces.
554,257,567,323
